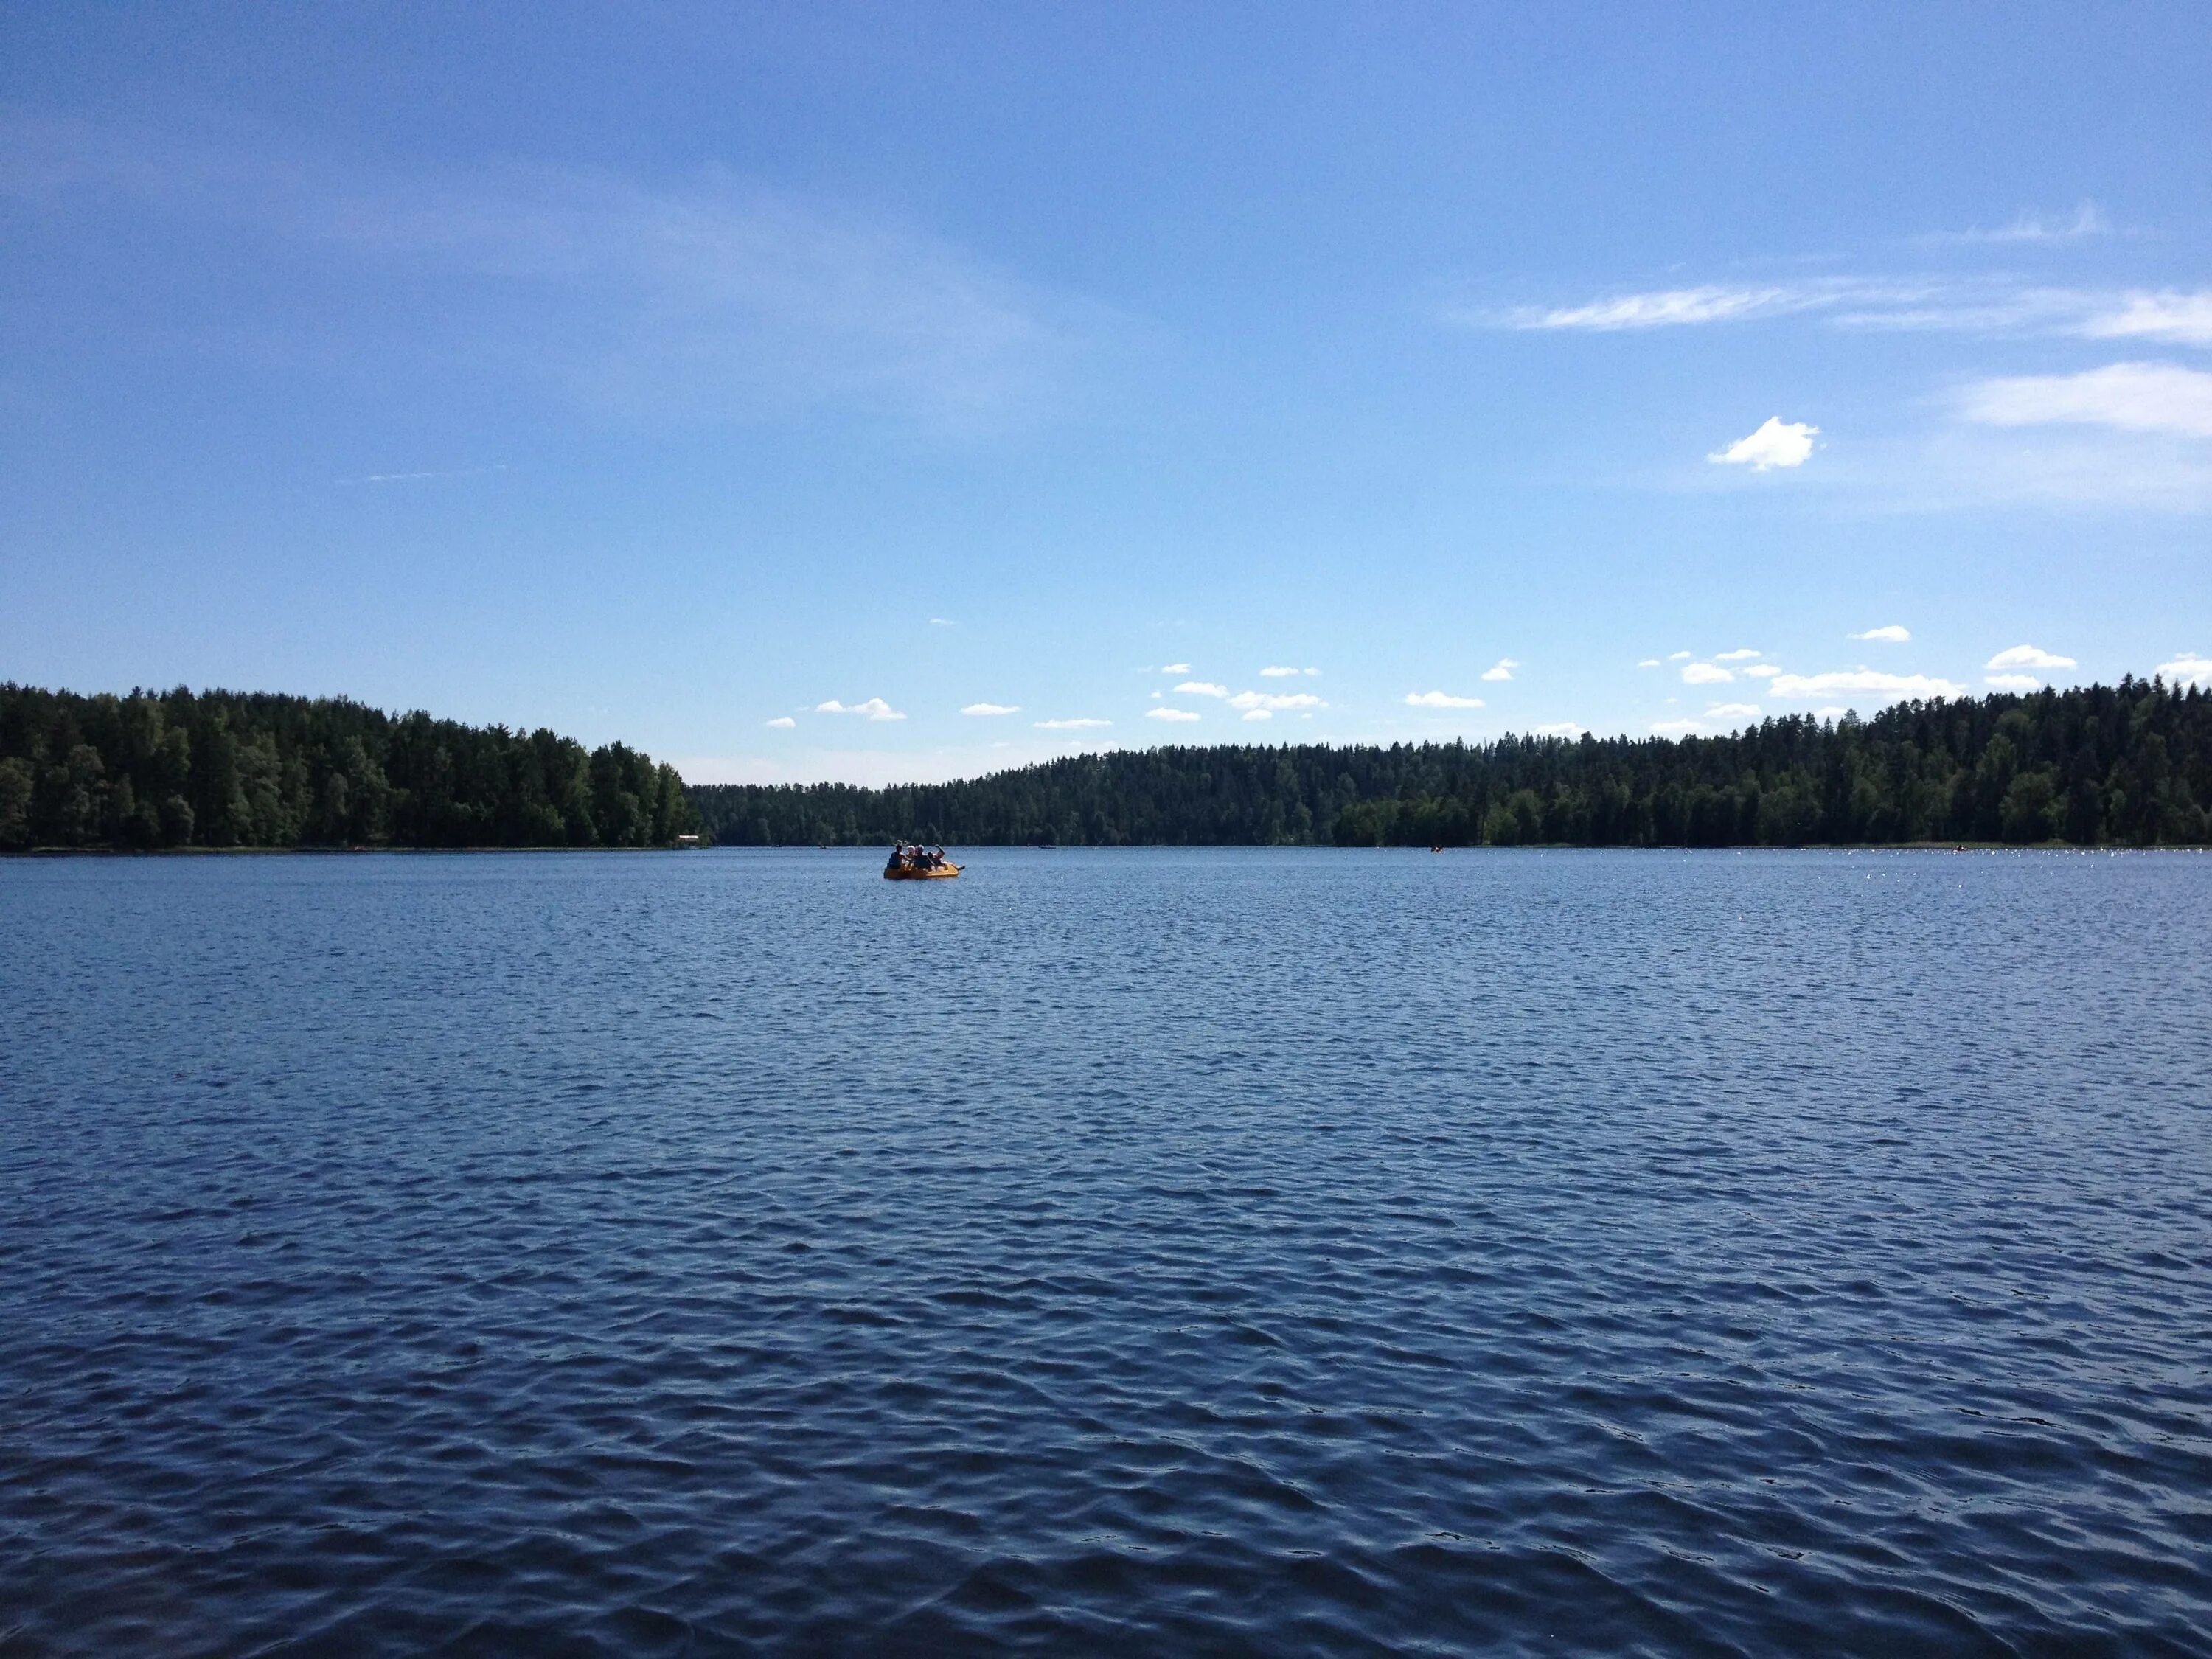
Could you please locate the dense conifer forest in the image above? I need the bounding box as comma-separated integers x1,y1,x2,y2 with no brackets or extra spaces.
0,686,697,850
690,680,2211,848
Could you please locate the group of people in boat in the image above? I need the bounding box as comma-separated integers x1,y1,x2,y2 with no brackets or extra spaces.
886,842,952,874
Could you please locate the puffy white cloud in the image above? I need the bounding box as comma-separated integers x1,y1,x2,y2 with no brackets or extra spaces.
1710,417,1819,470
1531,722,1587,737
2156,653,2212,689
1160,663,1190,675
1651,718,1705,735
1851,625,1912,642
960,702,1019,716
1034,717,1110,729
1767,669,1968,700
1960,362,2212,437
1241,708,1273,721
1480,657,1520,681
1637,658,1662,668
1145,706,1200,723
1986,644,2076,669
1985,674,2041,691
1743,664,1781,679
1229,690,1324,711
1259,665,1321,678
1668,650,1693,661
1714,648,1761,661
815,697,905,721
1405,690,1484,709
1681,662,1734,684
765,716,796,728
1175,681,1229,698
1706,703,1764,721
2083,292,2212,348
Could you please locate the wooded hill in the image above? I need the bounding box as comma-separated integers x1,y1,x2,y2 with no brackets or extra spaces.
0,685,697,850
689,679,2211,848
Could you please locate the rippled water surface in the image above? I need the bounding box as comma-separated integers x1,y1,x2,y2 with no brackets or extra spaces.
4,848,2210,1655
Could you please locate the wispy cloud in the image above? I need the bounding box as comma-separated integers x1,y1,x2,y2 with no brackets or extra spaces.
1159,663,1191,675
1711,417,1818,470
1767,669,1968,700
1241,708,1273,721
1651,717,1705,735
2083,292,2212,348
1714,647,1761,661
1,111,1103,431
1480,657,1519,681
1259,665,1321,677
1531,721,1587,737
816,697,905,721
1986,673,2042,691
1405,690,1484,709
765,716,796,728
1706,703,1763,722
1509,285,1825,331
960,702,1019,716
1637,658,1662,668
1034,716,1110,729
1851,625,1911,642
929,616,957,627
1145,706,1200,722
334,464,507,485
1986,644,2076,669
1922,201,2110,246
1959,363,2212,438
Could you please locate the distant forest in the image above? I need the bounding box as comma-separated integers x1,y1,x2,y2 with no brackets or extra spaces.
0,685,697,850
691,680,2211,849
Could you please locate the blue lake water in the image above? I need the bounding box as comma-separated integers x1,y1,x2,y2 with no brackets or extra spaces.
3,847,2209,1655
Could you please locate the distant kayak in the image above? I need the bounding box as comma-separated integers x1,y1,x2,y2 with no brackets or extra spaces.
884,843,960,879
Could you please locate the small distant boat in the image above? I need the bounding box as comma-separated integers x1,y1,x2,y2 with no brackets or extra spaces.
884,844,961,880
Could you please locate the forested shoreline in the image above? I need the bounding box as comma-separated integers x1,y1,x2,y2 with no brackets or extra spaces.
691,679,2210,849
0,685,697,850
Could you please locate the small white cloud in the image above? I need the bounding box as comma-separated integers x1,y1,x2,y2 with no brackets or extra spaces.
1146,707,1200,723
1743,664,1782,679
2082,291,2212,347
961,702,1020,716
1960,362,2212,438
1710,417,1818,470
1515,286,1806,331
1405,690,1484,709
1259,665,1318,678
765,716,796,728
1651,718,1705,735
1034,717,1110,729
1637,658,1662,669
1714,648,1760,661
1851,625,1912,642
1241,708,1273,721
1160,663,1191,675
929,616,956,626
1682,662,1735,685
1768,669,1968,700
1531,721,1587,737
1986,644,2076,670
1706,703,1763,721
2156,652,2212,689
1668,650,1692,661
1175,681,1230,698
815,697,906,721
1228,690,1324,711
1481,657,1520,681
1985,674,2042,691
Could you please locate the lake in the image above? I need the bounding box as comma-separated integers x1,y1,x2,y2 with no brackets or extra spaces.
3,848,2208,1655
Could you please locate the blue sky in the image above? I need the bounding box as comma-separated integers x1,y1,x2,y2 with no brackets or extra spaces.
4,3,2208,784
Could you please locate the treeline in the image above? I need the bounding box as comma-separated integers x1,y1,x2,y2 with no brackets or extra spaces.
0,685,698,850
689,679,2211,848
